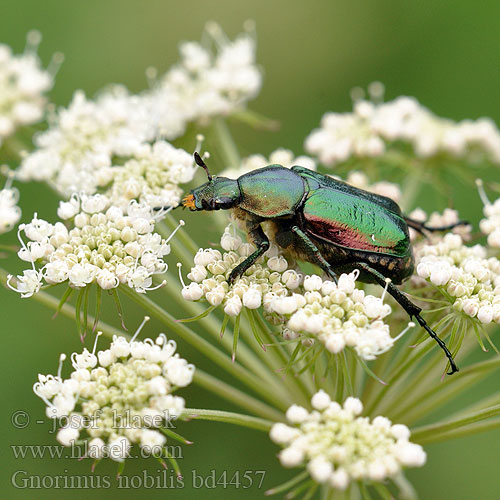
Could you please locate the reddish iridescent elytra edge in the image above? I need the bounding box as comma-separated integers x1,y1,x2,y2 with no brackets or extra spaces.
177,152,469,374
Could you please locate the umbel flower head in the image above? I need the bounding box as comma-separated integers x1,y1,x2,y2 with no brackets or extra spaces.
101,140,197,210
33,322,195,462
270,391,426,491
0,30,60,144
181,225,407,361
17,87,156,196
17,24,262,198
305,87,500,166
8,194,178,297
416,233,500,325
148,21,262,136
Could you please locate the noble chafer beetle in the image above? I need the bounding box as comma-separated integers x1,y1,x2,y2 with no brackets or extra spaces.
179,152,467,374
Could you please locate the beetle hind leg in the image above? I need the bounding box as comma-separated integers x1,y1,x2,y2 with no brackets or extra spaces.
356,262,458,375
404,216,469,235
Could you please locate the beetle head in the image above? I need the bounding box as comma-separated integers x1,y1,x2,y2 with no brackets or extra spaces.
182,153,240,211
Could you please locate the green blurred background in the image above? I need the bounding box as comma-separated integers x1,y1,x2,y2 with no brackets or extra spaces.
2,0,500,498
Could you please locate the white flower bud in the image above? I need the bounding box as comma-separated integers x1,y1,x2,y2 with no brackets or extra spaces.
278,447,304,467
242,288,262,309
267,255,288,272
343,397,363,415
311,390,331,410
308,457,333,483
269,423,300,444
303,274,323,291
286,405,309,423
57,427,80,446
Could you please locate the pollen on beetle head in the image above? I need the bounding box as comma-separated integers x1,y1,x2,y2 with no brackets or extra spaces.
182,194,196,209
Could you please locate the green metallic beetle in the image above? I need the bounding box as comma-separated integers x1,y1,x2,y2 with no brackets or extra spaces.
181,153,466,374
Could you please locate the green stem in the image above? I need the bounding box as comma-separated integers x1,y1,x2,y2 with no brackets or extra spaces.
192,369,283,422
396,357,500,425
399,168,424,212
181,408,273,432
158,269,284,388
119,284,291,410
0,269,284,422
411,404,500,443
244,310,310,407
254,311,315,399
412,417,500,444
212,117,241,167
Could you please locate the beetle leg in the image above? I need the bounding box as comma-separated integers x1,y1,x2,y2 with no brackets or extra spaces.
356,262,458,375
228,222,270,284
290,226,339,283
404,216,469,235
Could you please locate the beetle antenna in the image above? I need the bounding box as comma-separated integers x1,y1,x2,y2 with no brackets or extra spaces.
194,152,212,181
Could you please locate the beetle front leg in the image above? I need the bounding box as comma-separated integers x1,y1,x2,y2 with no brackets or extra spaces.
228,222,269,284
356,262,458,375
289,226,339,283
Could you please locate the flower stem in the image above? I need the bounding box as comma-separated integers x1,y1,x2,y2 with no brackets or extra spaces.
119,284,292,410
158,269,284,388
412,417,500,444
181,408,273,432
411,404,500,443
211,117,241,167
192,369,284,421
0,269,284,421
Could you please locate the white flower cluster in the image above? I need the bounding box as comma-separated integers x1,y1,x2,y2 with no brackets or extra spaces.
0,185,21,234
18,24,261,198
33,330,194,461
222,148,316,178
479,194,500,249
306,95,500,166
180,224,300,318
8,194,174,297
18,88,156,196
182,226,401,360
102,140,196,209
271,272,399,360
149,22,261,136
270,391,426,490
0,31,56,143
416,233,500,324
